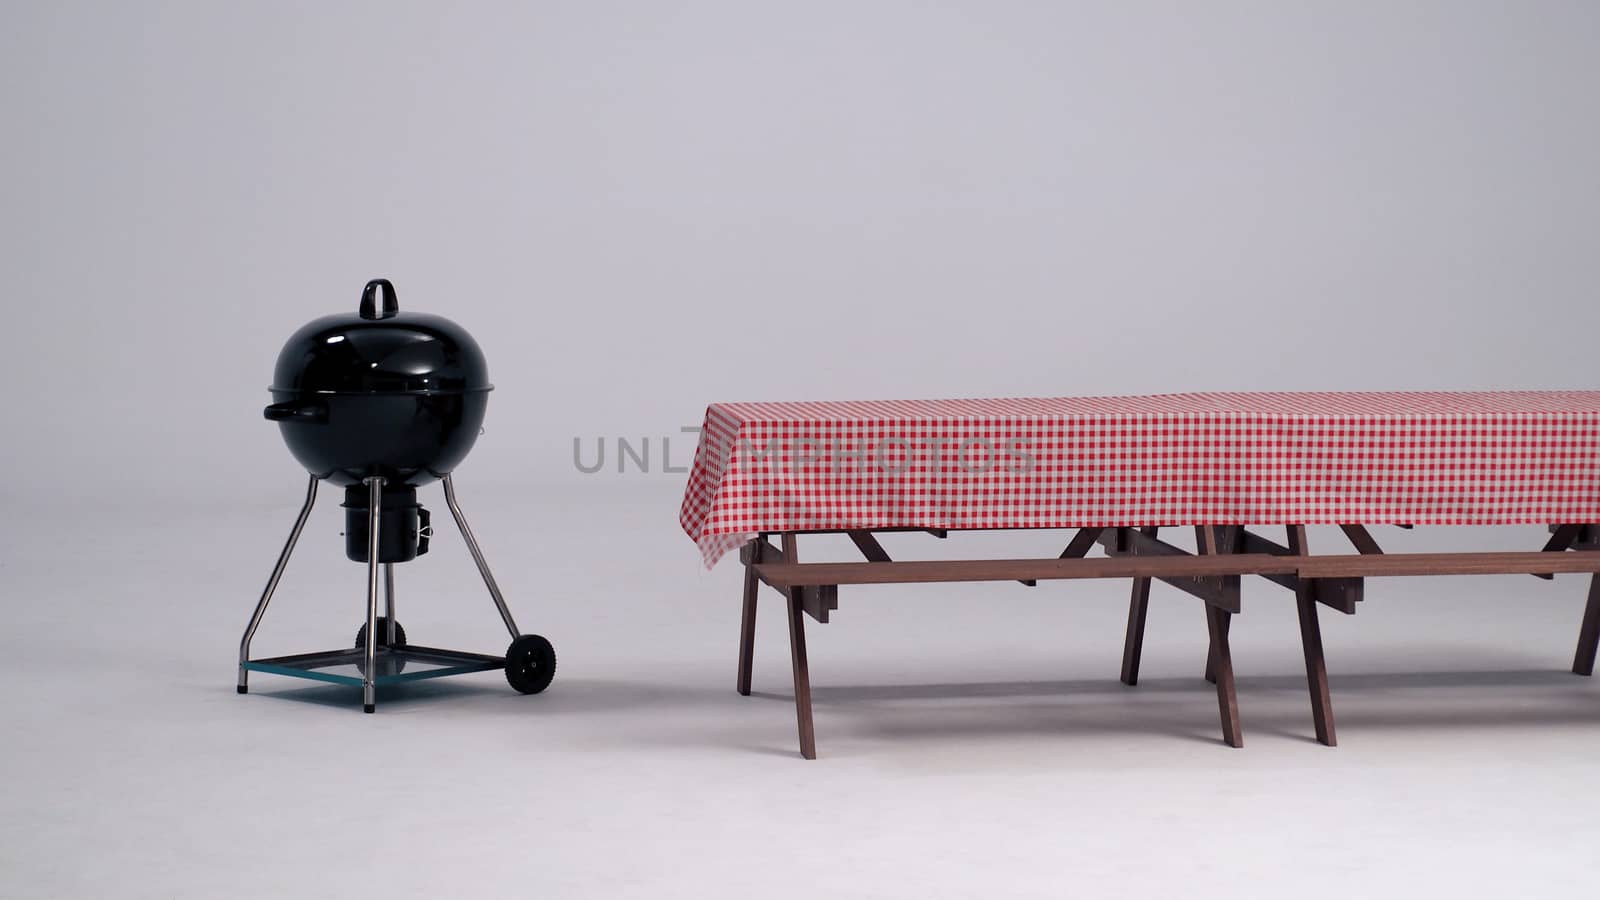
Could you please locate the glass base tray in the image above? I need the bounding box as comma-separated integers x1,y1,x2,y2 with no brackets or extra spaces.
243,645,505,687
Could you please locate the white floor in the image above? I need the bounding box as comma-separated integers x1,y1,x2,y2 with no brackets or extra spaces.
4,483,1599,898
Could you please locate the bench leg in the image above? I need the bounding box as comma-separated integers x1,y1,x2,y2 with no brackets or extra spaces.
1203,611,1231,684
781,533,817,759
1121,576,1152,686
1296,590,1337,745
1574,574,1600,677
736,539,760,696
1119,527,1157,686
786,591,817,759
1198,525,1238,684
1205,602,1243,748
1287,525,1337,745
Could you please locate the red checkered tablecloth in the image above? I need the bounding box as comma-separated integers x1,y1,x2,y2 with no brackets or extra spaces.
679,392,1600,567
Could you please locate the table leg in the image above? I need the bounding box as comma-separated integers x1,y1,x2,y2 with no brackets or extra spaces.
1203,611,1231,685
1205,602,1243,748
781,533,817,759
1198,525,1236,684
1287,525,1337,745
737,538,760,695
1121,575,1152,686
1296,590,1336,745
1196,525,1242,747
1120,526,1157,686
1573,574,1600,677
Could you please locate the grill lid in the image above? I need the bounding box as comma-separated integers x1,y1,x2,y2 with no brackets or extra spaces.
269,279,493,396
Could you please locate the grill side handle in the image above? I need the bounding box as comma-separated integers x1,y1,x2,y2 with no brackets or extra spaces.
263,400,329,423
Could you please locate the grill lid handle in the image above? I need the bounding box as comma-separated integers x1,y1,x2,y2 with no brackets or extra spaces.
359,278,399,320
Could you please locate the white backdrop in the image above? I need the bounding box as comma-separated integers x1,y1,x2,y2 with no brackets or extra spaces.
8,5,1600,898
3,0,1598,510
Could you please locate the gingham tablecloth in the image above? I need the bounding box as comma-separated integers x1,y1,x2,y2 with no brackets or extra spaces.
679,392,1600,567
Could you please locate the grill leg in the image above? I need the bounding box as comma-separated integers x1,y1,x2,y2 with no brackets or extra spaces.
362,476,384,713
384,564,397,646
442,474,521,639
1573,574,1600,676
737,539,760,696
238,475,318,694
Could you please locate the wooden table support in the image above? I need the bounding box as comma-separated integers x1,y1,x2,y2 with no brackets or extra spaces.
1573,574,1600,677
781,533,816,759
735,524,1600,758
1199,525,1240,685
1288,525,1336,745
735,536,761,696
1205,601,1243,748
1195,526,1243,747
1120,527,1157,686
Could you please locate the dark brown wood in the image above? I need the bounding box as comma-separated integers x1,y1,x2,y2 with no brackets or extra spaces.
1534,525,1585,580
1308,579,1361,614
1203,609,1231,684
847,531,892,563
1295,590,1336,745
781,533,799,573
1120,527,1156,686
1204,601,1243,748
755,553,1290,586
1206,524,1241,613
1199,523,1218,683
1236,529,1287,554
742,537,784,566
779,534,837,624
781,533,817,759
1289,525,1336,745
736,538,760,696
1235,529,1362,611
801,585,839,623
1094,528,1243,613
1573,574,1600,677
732,522,1600,757
754,549,1600,589
785,591,817,760
1022,527,1102,589
1339,524,1384,555
743,537,838,621
1059,527,1105,559
1284,523,1308,558
1543,524,1583,554
1196,526,1239,689
1580,524,1600,551
1296,551,1600,578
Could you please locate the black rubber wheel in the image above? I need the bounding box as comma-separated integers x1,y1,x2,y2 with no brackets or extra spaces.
355,618,407,648
505,634,556,694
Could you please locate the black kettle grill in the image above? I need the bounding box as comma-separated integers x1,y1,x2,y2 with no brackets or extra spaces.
238,278,555,712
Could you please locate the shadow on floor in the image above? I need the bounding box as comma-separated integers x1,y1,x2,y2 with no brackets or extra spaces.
236,666,1600,755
